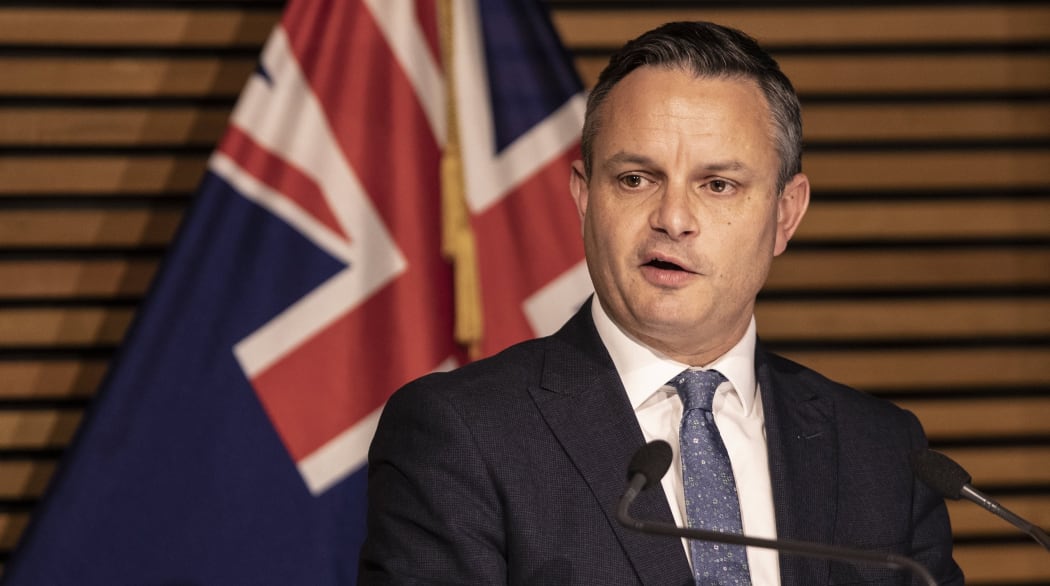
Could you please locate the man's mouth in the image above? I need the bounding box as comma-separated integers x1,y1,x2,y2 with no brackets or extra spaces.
645,258,686,271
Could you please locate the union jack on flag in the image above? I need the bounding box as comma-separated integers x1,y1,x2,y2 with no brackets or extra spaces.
5,0,591,584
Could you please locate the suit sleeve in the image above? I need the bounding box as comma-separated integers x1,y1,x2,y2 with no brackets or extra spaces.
357,377,507,585
904,411,965,586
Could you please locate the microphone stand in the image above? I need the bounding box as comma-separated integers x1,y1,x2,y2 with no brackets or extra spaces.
911,448,1050,552
958,485,1050,551
618,474,939,586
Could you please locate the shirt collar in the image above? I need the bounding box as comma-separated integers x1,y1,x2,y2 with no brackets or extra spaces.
591,296,758,415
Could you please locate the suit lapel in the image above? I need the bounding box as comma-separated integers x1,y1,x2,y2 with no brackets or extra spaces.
532,309,842,585
531,303,693,585
757,346,838,585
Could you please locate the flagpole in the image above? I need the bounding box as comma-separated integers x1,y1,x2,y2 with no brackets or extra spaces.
438,0,484,358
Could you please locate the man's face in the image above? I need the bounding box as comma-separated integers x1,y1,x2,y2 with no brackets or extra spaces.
571,66,809,364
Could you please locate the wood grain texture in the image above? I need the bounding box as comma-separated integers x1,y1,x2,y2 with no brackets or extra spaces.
0,156,205,195
0,258,159,299
5,102,1047,148
756,297,1050,340
0,209,183,247
552,5,1050,47
0,3,1046,583
0,359,108,399
0,307,134,347
767,248,1050,290
779,347,1050,391
0,107,230,147
897,397,1050,438
0,8,277,47
954,542,1050,584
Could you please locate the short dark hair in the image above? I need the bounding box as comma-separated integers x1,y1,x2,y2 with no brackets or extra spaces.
581,21,802,193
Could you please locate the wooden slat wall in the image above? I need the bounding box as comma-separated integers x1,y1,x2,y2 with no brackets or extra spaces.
0,1,1047,582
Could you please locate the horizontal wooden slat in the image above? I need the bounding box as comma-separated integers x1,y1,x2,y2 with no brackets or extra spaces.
798,198,1050,242
899,397,1050,439
3,152,1048,197
948,496,1050,537
757,297,1050,341
0,411,81,450
767,247,1050,291
779,347,1050,391
0,308,134,347
783,53,1050,95
554,5,1050,47
954,542,1050,584
0,418,1044,494
0,8,278,47
1,200,1045,249
0,460,55,500
943,446,1050,486
0,210,182,248
4,458,1045,537
0,107,230,147
3,248,1043,299
803,102,1050,142
0,512,29,551
4,54,1048,99
4,6,1049,50
3,6,1047,51
1,435,1044,502
0,359,108,399
576,54,1050,94
0,156,205,195
4,298,1046,348
0,259,159,299
5,102,1048,148
0,57,255,97
806,150,1050,192
0,461,1007,534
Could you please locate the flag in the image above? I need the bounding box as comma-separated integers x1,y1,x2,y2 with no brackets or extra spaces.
4,0,589,583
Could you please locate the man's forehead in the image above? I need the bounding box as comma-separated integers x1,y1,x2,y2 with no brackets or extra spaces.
597,68,767,123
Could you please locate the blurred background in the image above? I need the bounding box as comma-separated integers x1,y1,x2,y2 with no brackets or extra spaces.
0,1,1047,583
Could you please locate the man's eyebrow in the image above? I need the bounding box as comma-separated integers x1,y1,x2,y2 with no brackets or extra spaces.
602,151,656,169
602,153,754,175
702,160,749,173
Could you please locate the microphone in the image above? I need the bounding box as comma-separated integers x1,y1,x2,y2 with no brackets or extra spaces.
911,448,1050,550
619,438,674,517
618,440,938,586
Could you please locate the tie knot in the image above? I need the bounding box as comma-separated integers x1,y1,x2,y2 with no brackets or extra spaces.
672,369,726,412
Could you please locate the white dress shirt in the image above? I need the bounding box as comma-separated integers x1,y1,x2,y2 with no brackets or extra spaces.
591,298,781,586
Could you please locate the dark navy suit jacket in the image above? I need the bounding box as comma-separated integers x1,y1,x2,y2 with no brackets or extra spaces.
359,301,964,585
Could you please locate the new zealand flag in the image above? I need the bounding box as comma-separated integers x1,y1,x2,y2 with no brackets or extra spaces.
4,0,590,583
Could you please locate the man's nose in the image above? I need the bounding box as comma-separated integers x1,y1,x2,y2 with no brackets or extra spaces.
650,181,699,239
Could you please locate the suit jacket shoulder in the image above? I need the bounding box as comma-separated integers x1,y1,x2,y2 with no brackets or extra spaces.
359,302,693,585
758,346,964,585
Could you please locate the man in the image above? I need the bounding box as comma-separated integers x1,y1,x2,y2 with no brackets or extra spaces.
359,21,963,585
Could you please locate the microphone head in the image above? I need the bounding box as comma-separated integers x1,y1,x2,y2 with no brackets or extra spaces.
627,440,673,491
910,449,972,500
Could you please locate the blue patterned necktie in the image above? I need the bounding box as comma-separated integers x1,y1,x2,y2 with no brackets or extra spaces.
672,369,751,585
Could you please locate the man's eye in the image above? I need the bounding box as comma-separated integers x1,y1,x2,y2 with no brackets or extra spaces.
620,174,645,188
709,179,730,193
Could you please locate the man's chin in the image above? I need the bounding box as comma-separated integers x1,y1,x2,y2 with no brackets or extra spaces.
623,310,706,342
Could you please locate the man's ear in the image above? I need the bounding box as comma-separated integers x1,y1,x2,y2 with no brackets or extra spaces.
569,160,589,224
774,172,810,256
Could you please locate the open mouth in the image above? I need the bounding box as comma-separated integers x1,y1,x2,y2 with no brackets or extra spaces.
645,258,686,271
